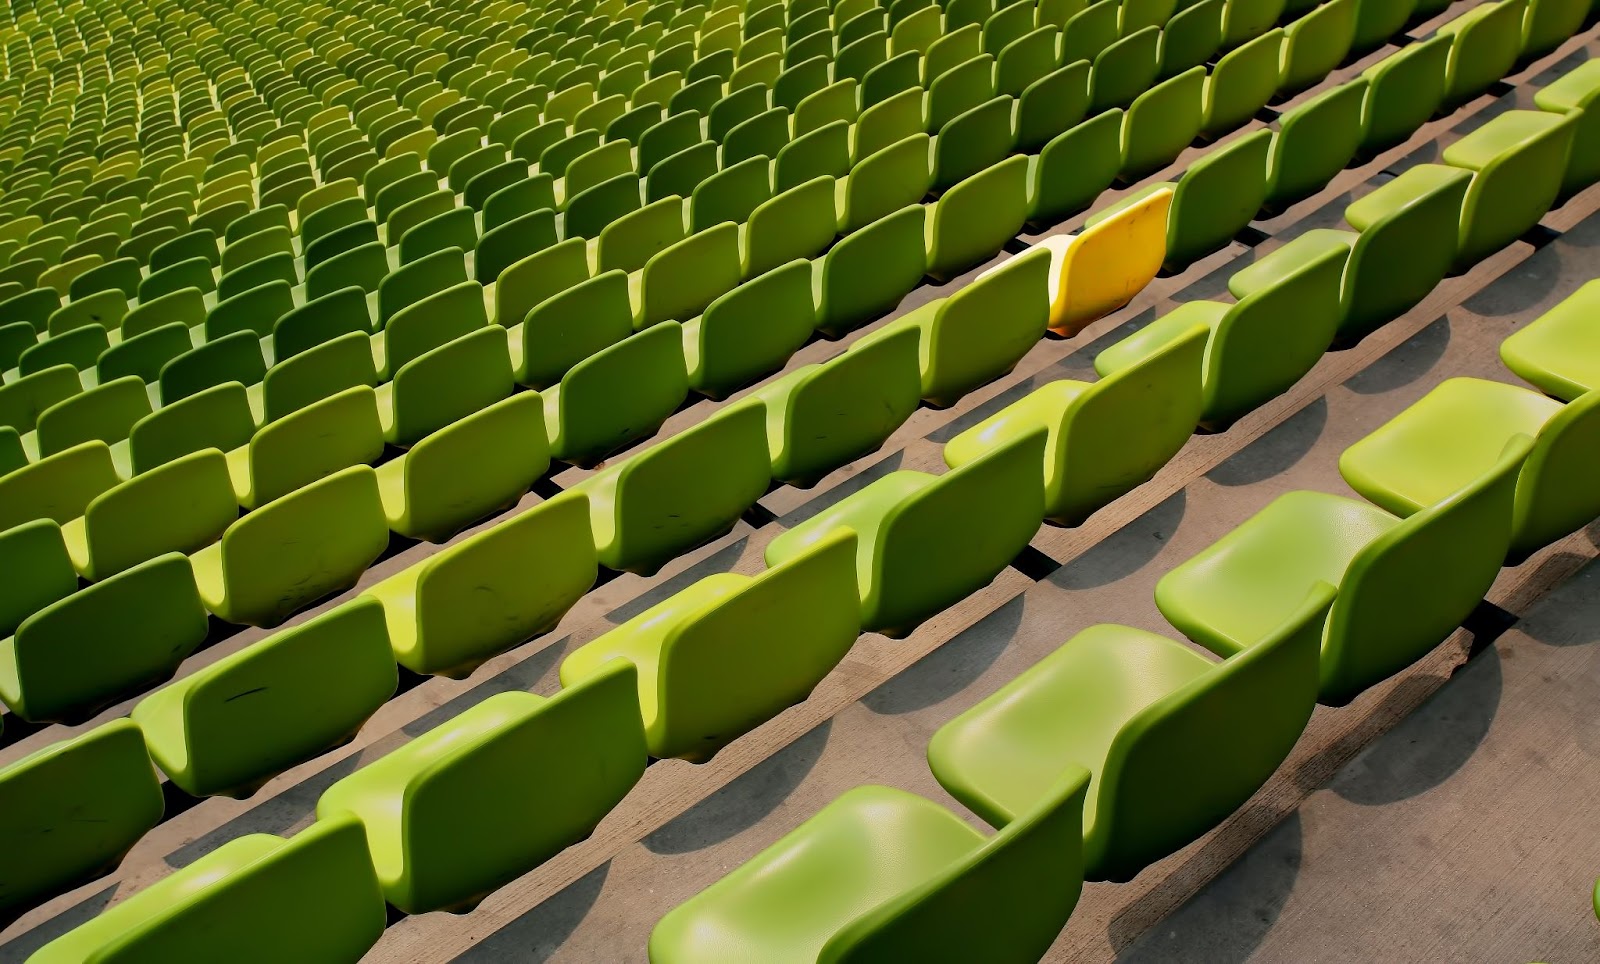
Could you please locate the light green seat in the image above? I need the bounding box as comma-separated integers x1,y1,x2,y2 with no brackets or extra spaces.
317,664,646,914
34,374,151,457
947,322,1205,526
126,383,258,477
20,326,109,377
64,448,238,583
381,279,489,377
576,402,773,575
1279,0,1356,95
378,247,467,328
751,326,922,486
1089,25,1161,113
1016,61,1092,154
134,599,397,798
927,584,1334,883
595,196,687,274
0,440,120,533
743,176,839,277
1536,59,1600,197
543,321,688,465
1239,164,1472,342
856,245,1048,408
1521,0,1592,60
226,387,385,510
0,553,208,723
838,133,934,234
29,818,386,964
766,431,1045,637
1350,0,1416,54
1445,108,1579,271
649,771,1089,964
563,528,859,761
637,221,745,329
203,279,296,342
1500,278,1600,401
1095,238,1346,429
191,465,389,628
50,288,130,337
1359,34,1451,155
1267,80,1369,210
0,720,162,917
926,154,1032,281
1120,68,1206,182
381,326,515,446
1160,0,1226,79
367,492,595,677
1155,436,1531,705
1439,0,1529,110
511,267,630,389
1222,0,1286,48
379,393,552,543
685,260,816,400
267,315,378,410
1027,109,1126,225
1203,28,1283,137
1340,377,1600,564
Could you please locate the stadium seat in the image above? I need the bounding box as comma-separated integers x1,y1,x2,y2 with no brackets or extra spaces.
316,664,646,914
544,321,689,465
227,387,385,509
1034,187,1171,337
1266,80,1368,211
1443,108,1578,272
1359,34,1452,155
1534,59,1600,197
63,448,238,582
684,259,816,399
1500,278,1600,401
134,598,398,798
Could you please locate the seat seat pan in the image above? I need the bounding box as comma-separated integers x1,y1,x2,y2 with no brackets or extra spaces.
1500,283,1600,402
1442,110,1570,173
1227,229,1353,300
647,785,983,964
765,469,936,590
1534,59,1600,113
1156,490,1398,658
944,379,1090,492
928,624,1213,832
1093,300,1227,379
1343,163,1468,232
1338,377,1559,517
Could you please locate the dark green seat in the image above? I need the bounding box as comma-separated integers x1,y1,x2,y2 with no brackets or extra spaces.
544,321,689,465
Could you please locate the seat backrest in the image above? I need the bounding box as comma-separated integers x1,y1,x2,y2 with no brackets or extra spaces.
128,382,255,476
0,440,120,531
518,267,633,388
0,519,78,639
1326,434,1533,703
495,235,590,329
20,324,109,377
1167,127,1272,270
50,288,129,336
841,132,932,232
1511,388,1600,560
817,202,927,336
1205,239,1347,425
388,326,515,446
596,194,688,274
247,386,385,507
745,175,837,276
1343,163,1472,338
820,768,1090,964
84,449,238,580
273,286,374,361
379,246,469,326
1090,583,1334,879
922,244,1050,406
0,719,163,917
384,279,489,374
205,278,296,341
14,552,209,722
871,430,1046,635
605,402,773,574
639,220,743,328
657,528,860,760
35,374,151,457
146,598,398,797
692,259,817,399
399,393,552,543
1360,33,1451,153
1267,78,1368,209
1055,323,1207,525
551,321,689,464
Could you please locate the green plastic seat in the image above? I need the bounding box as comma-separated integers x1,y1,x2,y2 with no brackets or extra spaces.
1350,0,1416,54
1155,435,1531,705
767,430,1045,636
0,720,162,917
858,245,1050,408
947,321,1204,526
34,374,150,457
743,176,838,277
1500,278,1600,401
683,260,815,399
221,225,293,275
1120,67,1206,182
0,552,209,723
1123,127,1273,271
1521,0,1591,60
382,279,489,377
0,440,119,532
1160,0,1226,79
133,598,397,798
1016,61,1092,154
205,278,296,341
1267,79,1368,210
228,387,385,510
1203,27,1282,137
29,818,386,964
378,392,551,543
925,154,1031,281
126,382,257,478
563,527,858,761
594,196,688,274
1026,109,1125,224
1278,0,1356,95
650,770,1090,964
506,265,625,387
191,464,388,628
377,248,466,329
399,205,479,265
637,221,745,329
1444,109,1579,271
575,402,773,575
1439,0,1529,110
1340,377,1600,564
837,133,933,233
928,583,1334,883
1536,60,1600,197
933,97,1018,194
1089,26,1161,113
1095,237,1346,429
159,331,269,406
816,204,930,337
272,287,376,363
1242,164,1472,342
1359,36,1451,155
542,321,689,465
1222,0,1286,48
63,447,238,582
316,664,646,914
20,325,109,377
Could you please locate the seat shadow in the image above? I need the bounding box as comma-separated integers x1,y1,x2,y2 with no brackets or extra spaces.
606,537,748,623
860,594,1025,716
1049,490,1187,591
641,721,832,856
776,451,905,528
1460,241,1567,317
0,881,120,961
1205,398,1328,488
1517,555,1600,648
1331,645,1503,807
1111,812,1304,962
451,862,610,963
1341,316,1450,395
